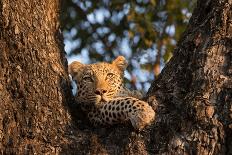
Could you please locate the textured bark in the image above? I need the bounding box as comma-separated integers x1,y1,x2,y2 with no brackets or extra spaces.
0,0,231,154
146,0,232,154
0,0,75,153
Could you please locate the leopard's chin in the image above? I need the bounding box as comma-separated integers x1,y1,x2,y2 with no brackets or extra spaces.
95,95,109,104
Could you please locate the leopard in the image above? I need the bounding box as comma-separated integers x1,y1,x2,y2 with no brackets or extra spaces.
68,56,155,130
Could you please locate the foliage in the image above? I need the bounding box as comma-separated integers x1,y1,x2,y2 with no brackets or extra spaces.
61,0,196,91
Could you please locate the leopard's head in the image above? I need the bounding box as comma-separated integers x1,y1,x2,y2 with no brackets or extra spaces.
69,56,128,106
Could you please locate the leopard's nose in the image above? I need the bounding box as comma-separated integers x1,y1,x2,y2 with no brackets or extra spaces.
95,88,107,95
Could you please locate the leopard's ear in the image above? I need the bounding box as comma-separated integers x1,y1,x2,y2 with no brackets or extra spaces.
112,56,128,71
68,61,84,78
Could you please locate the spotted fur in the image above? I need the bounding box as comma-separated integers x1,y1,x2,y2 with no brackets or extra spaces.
69,56,155,130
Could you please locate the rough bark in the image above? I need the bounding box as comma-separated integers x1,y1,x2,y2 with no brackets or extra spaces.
0,0,75,153
147,0,232,154
0,0,231,154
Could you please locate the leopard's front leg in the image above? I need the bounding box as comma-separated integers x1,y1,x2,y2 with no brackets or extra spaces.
97,97,155,130
87,108,104,126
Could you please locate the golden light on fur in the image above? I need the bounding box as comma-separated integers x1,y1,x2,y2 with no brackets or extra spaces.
69,56,155,130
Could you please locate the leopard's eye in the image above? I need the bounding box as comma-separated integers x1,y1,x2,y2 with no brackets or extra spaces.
106,73,114,79
82,76,93,82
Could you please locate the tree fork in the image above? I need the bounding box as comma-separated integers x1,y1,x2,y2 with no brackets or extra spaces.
0,0,231,154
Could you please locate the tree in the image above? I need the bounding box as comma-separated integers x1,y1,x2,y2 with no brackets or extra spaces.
0,0,231,154
0,0,75,153
146,0,232,153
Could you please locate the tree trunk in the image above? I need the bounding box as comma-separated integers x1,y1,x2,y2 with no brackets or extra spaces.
0,0,231,154
0,0,75,153
146,0,232,154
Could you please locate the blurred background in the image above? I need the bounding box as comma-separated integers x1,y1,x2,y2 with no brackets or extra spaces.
61,0,196,93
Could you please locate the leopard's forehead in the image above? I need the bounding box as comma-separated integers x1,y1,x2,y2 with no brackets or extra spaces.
82,62,120,75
